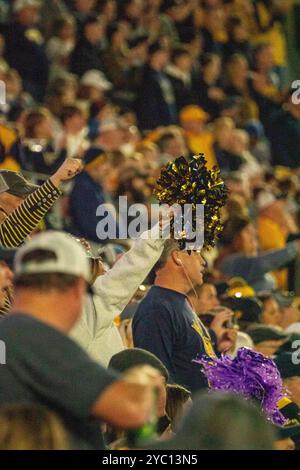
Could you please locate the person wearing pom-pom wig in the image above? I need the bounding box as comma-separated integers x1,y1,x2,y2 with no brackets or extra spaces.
133,155,228,393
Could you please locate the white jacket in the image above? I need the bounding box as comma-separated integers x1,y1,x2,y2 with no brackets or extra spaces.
70,231,165,366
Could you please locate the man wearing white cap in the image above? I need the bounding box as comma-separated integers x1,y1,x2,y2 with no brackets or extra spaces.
0,231,164,449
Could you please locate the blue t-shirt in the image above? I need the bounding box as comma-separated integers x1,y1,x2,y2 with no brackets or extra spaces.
132,286,216,393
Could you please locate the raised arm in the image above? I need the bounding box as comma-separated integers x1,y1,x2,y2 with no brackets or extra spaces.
92,226,166,329
0,158,82,248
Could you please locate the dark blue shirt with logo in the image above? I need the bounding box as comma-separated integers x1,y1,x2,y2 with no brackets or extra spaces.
132,286,216,393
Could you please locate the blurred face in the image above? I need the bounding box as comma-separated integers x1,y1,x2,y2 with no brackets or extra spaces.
281,305,300,329
254,339,284,357
208,57,221,80
274,438,295,451
66,113,86,133
230,58,248,81
126,0,143,18
60,21,75,41
101,128,125,151
17,6,40,26
176,250,206,288
35,116,53,140
85,22,104,44
150,50,169,70
181,118,205,134
261,298,282,327
284,377,300,407
164,135,187,158
235,224,258,256
195,283,220,315
256,46,274,71
75,0,96,13
175,54,193,73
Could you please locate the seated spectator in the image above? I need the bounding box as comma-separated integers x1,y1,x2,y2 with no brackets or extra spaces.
274,292,300,333
156,128,188,164
179,105,216,169
3,0,49,102
187,282,220,316
102,21,130,89
0,404,71,450
56,104,88,158
70,15,106,77
136,41,177,131
224,54,259,125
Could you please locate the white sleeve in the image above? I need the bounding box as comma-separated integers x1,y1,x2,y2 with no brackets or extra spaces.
92,228,166,329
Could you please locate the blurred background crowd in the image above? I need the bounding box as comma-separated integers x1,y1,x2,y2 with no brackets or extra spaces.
1,0,300,452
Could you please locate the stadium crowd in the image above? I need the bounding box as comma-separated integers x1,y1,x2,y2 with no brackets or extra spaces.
0,0,300,452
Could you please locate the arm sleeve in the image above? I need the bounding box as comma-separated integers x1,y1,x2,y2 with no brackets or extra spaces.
0,179,61,248
92,225,166,330
220,242,298,282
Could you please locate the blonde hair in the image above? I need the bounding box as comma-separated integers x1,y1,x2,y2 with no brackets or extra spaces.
0,404,70,450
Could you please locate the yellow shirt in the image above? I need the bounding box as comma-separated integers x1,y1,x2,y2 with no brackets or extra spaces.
258,216,287,289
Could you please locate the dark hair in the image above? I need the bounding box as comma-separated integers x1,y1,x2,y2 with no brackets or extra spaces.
226,15,243,38
60,105,83,124
15,249,79,292
173,392,275,450
23,108,51,138
171,46,190,64
156,132,177,152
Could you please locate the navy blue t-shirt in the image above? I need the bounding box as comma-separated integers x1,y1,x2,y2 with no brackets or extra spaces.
132,286,216,393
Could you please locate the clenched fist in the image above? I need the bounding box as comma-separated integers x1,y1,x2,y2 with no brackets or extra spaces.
50,158,83,188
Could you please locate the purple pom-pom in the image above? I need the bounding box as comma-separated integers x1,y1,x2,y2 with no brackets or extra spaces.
194,347,286,425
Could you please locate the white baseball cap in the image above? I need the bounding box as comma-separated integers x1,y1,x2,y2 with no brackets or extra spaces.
14,231,91,284
81,70,112,91
14,0,41,12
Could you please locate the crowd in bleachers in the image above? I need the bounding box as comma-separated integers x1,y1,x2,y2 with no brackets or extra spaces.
0,0,300,452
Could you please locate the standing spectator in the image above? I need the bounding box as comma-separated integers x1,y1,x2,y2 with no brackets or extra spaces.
0,231,163,449
133,240,217,393
136,41,177,131
3,0,49,102
70,15,106,77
